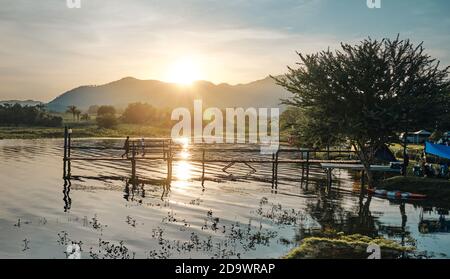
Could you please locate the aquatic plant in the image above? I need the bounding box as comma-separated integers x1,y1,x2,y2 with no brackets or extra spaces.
284,233,414,259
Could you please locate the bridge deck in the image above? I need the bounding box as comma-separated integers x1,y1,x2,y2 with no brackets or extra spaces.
66,157,361,164
321,163,400,173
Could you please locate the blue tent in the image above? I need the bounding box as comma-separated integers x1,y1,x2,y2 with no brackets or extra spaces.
425,142,450,160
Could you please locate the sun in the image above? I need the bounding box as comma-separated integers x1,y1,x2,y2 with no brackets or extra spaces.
166,57,202,85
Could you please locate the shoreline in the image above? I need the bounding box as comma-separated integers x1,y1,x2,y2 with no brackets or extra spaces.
375,176,450,207
0,125,171,140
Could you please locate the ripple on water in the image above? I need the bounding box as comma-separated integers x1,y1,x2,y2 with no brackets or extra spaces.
0,139,449,259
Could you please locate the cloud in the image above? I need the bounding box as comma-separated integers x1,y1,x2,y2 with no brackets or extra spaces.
0,0,449,101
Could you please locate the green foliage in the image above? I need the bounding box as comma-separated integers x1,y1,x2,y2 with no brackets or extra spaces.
121,102,172,126
0,124,170,139
435,90,450,132
95,106,117,128
122,102,156,124
0,104,62,127
275,36,450,186
280,106,340,148
97,105,116,116
284,232,413,259
96,113,118,129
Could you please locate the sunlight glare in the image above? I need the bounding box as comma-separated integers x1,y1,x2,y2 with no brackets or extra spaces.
166,57,202,85
174,161,192,181
174,137,190,148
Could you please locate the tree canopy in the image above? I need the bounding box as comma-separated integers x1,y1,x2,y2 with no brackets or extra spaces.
97,105,117,116
96,105,118,128
275,36,450,187
122,102,156,124
0,104,62,127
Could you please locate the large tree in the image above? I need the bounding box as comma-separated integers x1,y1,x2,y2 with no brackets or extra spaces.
275,36,450,188
121,102,156,124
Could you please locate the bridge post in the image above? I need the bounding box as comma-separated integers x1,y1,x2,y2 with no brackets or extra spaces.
301,150,305,181
327,145,330,160
275,150,279,188
305,150,310,181
201,148,205,187
131,141,137,182
63,126,68,178
326,168,333,187
67,127,72,178
166,139,173,185
163,140,166,160
271,153,275,189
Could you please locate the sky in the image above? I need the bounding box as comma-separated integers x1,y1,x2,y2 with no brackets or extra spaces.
0,0,450,102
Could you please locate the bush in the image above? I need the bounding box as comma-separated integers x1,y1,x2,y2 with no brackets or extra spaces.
284,233,413,259
97,105,116,116
122,102,156,124
96,114,118,128
429,131,444,142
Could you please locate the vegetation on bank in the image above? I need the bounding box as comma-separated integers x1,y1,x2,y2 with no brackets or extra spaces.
284,232,413,259
284,236,410,259
0,103,62,127
0,124,170,139
0,101,175,139
376,176,450,203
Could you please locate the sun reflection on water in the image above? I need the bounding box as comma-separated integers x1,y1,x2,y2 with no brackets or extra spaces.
172,137,194,188
175,161,193,181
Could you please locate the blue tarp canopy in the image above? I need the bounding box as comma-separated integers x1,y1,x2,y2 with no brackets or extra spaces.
425,142,450,160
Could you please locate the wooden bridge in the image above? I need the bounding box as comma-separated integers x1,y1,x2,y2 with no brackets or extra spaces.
62,126,362,188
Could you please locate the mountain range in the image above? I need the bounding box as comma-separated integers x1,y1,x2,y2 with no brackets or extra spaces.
46,76,290,112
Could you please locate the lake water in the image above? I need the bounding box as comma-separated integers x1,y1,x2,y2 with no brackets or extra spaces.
0,139,449,259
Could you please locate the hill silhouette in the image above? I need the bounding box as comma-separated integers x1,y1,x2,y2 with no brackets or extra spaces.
47,76,289,112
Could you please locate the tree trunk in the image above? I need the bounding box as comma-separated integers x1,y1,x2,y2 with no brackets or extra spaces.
353,143,375,190
365,164,375,189
402,130,408,176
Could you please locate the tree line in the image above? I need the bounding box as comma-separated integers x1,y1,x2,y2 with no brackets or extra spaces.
66,102,172,128
0,104,62,127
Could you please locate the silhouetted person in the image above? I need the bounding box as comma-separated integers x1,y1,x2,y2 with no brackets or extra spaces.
122,136,130,158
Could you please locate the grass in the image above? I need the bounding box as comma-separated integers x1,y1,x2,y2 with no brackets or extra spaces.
0,124,171,139
389,143,424,161
284,232,413,259
389,143,424,151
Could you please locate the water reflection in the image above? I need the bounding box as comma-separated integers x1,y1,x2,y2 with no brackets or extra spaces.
174,161,193,182
3,139,450,258
419,208,450,234
123,179,146,203
303,187,380,237
173,143,193,188
58,138,450,258
180,150,190,160
63,179,72,212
